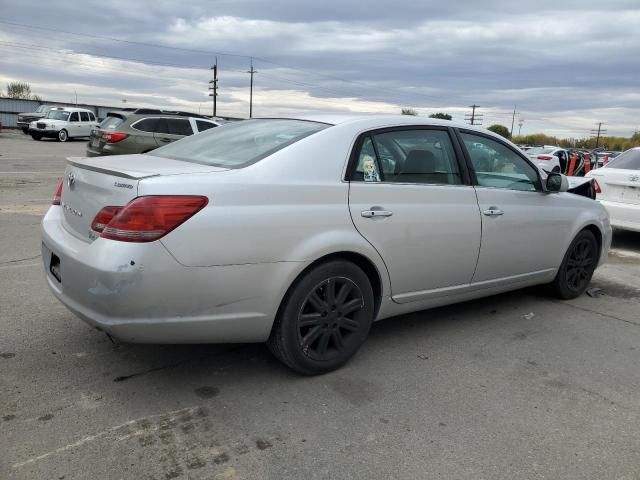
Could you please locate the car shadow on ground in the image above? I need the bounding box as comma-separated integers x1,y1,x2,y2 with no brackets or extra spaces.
71,288,540,385
611,229,640,253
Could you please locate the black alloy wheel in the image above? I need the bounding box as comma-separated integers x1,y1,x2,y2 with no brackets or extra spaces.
268,260,374,375
549,229,598,299
297,277,364,362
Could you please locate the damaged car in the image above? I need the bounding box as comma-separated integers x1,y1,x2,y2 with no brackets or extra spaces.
41,115,611,375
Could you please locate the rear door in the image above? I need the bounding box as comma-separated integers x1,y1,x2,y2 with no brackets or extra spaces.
67,112,81,137
348,127,481,303
458,130,574,283
79,112,92,136
153,118,193,145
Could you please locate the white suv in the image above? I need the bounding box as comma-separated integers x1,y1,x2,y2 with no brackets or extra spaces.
29,107,99,142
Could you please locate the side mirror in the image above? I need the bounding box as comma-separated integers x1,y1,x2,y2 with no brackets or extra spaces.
546,172,569,193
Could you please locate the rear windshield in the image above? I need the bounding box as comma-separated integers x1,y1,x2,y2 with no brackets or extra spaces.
99,115,125,130
152,119,330,168
605,149,640,170
527,147,555,155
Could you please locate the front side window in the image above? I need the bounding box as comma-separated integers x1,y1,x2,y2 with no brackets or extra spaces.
69,112,79,122
80,112,90,122
606,149,640,170
461,132,541,192
352,129,461,185
153,119,329,168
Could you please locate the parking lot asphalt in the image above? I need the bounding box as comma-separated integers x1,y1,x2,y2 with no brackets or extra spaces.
1,129,639,480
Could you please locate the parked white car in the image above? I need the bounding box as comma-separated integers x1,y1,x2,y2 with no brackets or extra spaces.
526,146,569,174
587,147,640,232
41,115,611,374
30,107,99,142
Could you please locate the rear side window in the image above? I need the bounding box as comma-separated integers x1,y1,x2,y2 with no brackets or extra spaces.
99,115,124,130
132,118,160,133
89,112,96,121
80,112,90,121
165,118,193,136
196,120,217,132
606,149,640,170
153,119,329,168
352,129,461,185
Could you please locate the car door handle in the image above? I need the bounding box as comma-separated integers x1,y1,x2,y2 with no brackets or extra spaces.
361,210,393,218
483,207,504,216
159,138,171,142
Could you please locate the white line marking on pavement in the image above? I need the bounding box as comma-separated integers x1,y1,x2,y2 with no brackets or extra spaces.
12,406,202,469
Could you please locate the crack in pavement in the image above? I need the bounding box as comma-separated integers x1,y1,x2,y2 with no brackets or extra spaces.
0,254,41,265
547,299,640,328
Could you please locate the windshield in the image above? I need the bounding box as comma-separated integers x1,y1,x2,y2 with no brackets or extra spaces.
605,149,640,170
36,105,51,113
46,110,70,121
153,119,330,167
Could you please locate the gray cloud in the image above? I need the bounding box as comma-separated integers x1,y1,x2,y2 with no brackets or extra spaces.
1,0,639,136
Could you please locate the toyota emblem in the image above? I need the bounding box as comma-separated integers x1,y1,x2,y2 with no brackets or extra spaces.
67,172,75,188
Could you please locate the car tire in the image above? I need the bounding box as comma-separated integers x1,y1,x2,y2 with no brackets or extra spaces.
548,229,598,299
57,129,69,142
22,127,29,134
268,260,375,375
31,133,42,141
552,166,560,173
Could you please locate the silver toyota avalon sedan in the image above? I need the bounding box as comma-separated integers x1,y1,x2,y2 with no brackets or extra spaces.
41,115,611,374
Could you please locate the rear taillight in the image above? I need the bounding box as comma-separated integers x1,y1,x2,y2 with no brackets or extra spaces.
593,179,602,194
91,206,122,232
537,155,553,160
102,132,129,143
97,196,208,242
52,180,63,205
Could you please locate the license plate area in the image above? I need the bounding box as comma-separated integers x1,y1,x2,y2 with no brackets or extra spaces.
50,253,61,283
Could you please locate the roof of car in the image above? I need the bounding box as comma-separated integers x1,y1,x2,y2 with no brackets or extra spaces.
51,106,95,113
257,113,475,129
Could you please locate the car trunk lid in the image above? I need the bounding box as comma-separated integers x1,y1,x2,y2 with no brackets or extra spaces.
591,169,640,205
60,155,227,242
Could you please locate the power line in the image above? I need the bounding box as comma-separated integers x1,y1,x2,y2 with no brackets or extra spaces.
209,58,218,117
464,104,483,126
590,122,607,147
247,58,257,118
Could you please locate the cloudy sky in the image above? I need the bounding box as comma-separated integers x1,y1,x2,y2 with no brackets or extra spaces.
1,0,639,137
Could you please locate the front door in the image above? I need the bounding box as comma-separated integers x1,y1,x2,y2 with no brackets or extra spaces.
348,127,482,303
458,131,573,283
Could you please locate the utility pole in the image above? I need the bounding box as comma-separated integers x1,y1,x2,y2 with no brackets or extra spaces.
464,104,483,126
247,57,257,119
518,118,524,136
590,122,607,148
510,105,518,137
208,57,218,117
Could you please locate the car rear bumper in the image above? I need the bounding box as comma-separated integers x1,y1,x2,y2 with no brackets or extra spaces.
599,199,640,232
41,206,296,343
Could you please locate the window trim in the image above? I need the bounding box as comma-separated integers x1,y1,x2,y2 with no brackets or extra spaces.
454,128,545,192
345,125,472,186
